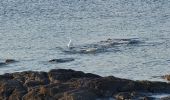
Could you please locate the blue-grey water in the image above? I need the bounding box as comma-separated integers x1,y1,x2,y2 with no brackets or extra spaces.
0,0,170,81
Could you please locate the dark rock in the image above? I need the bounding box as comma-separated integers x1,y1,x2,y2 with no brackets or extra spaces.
39,83,72,98
5,59,18,64
0,73,13,80
23,83,74,100
0,80,27,100
114,92,151,100
161,96,170,100
63,38,142,54
0,69,170,100
24,80,44,88
12,71,50,84
0,59,18,67
71,76,133,97
48,69,100,83
115,92,132,100
61,89,97,100
49,58,75,63
22,89,55,100
0,62,6,66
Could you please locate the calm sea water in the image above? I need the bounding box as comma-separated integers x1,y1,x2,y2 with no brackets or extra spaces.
0,0,170,81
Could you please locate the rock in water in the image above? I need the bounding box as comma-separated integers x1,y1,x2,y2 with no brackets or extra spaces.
161,96,170,100
62,38,143,54
49,58,75,63
0,59,17,67
0,62,6,66
5,59,17,64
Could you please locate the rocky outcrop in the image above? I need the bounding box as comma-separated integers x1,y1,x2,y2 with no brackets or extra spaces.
0,69,170,100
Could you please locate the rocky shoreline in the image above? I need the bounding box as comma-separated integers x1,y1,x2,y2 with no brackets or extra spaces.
0,69,170,100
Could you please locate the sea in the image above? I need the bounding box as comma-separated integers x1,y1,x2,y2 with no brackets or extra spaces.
0,0,170,81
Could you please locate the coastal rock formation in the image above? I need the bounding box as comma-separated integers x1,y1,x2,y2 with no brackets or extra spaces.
0,69,170,100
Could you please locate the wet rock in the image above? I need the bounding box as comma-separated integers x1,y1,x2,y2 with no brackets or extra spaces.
24,80,45,89
12,71,50,84
22,89,55,100
5,59,18,64
0,59,18,67
114,92,151,100
161,96,170,100
61,89,97,100
48,69,100,83
49,58,75,63
23,83,74,100
0,62,6,66
0,69,170,100
163,75,170,81
0,80,27,100
0,73,13,80
128,39,142,44
63,38,142,54
115,92,133,100
38,83,73,99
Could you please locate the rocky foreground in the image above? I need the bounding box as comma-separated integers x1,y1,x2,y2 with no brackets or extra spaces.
0,69,170,100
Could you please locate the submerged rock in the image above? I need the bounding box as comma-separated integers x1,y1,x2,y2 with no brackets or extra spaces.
0,69,170,100
0,59,18,67
0,62,6,66
62,38,142,54
161,96,170,100
49,58,75,63
5,59,18,64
